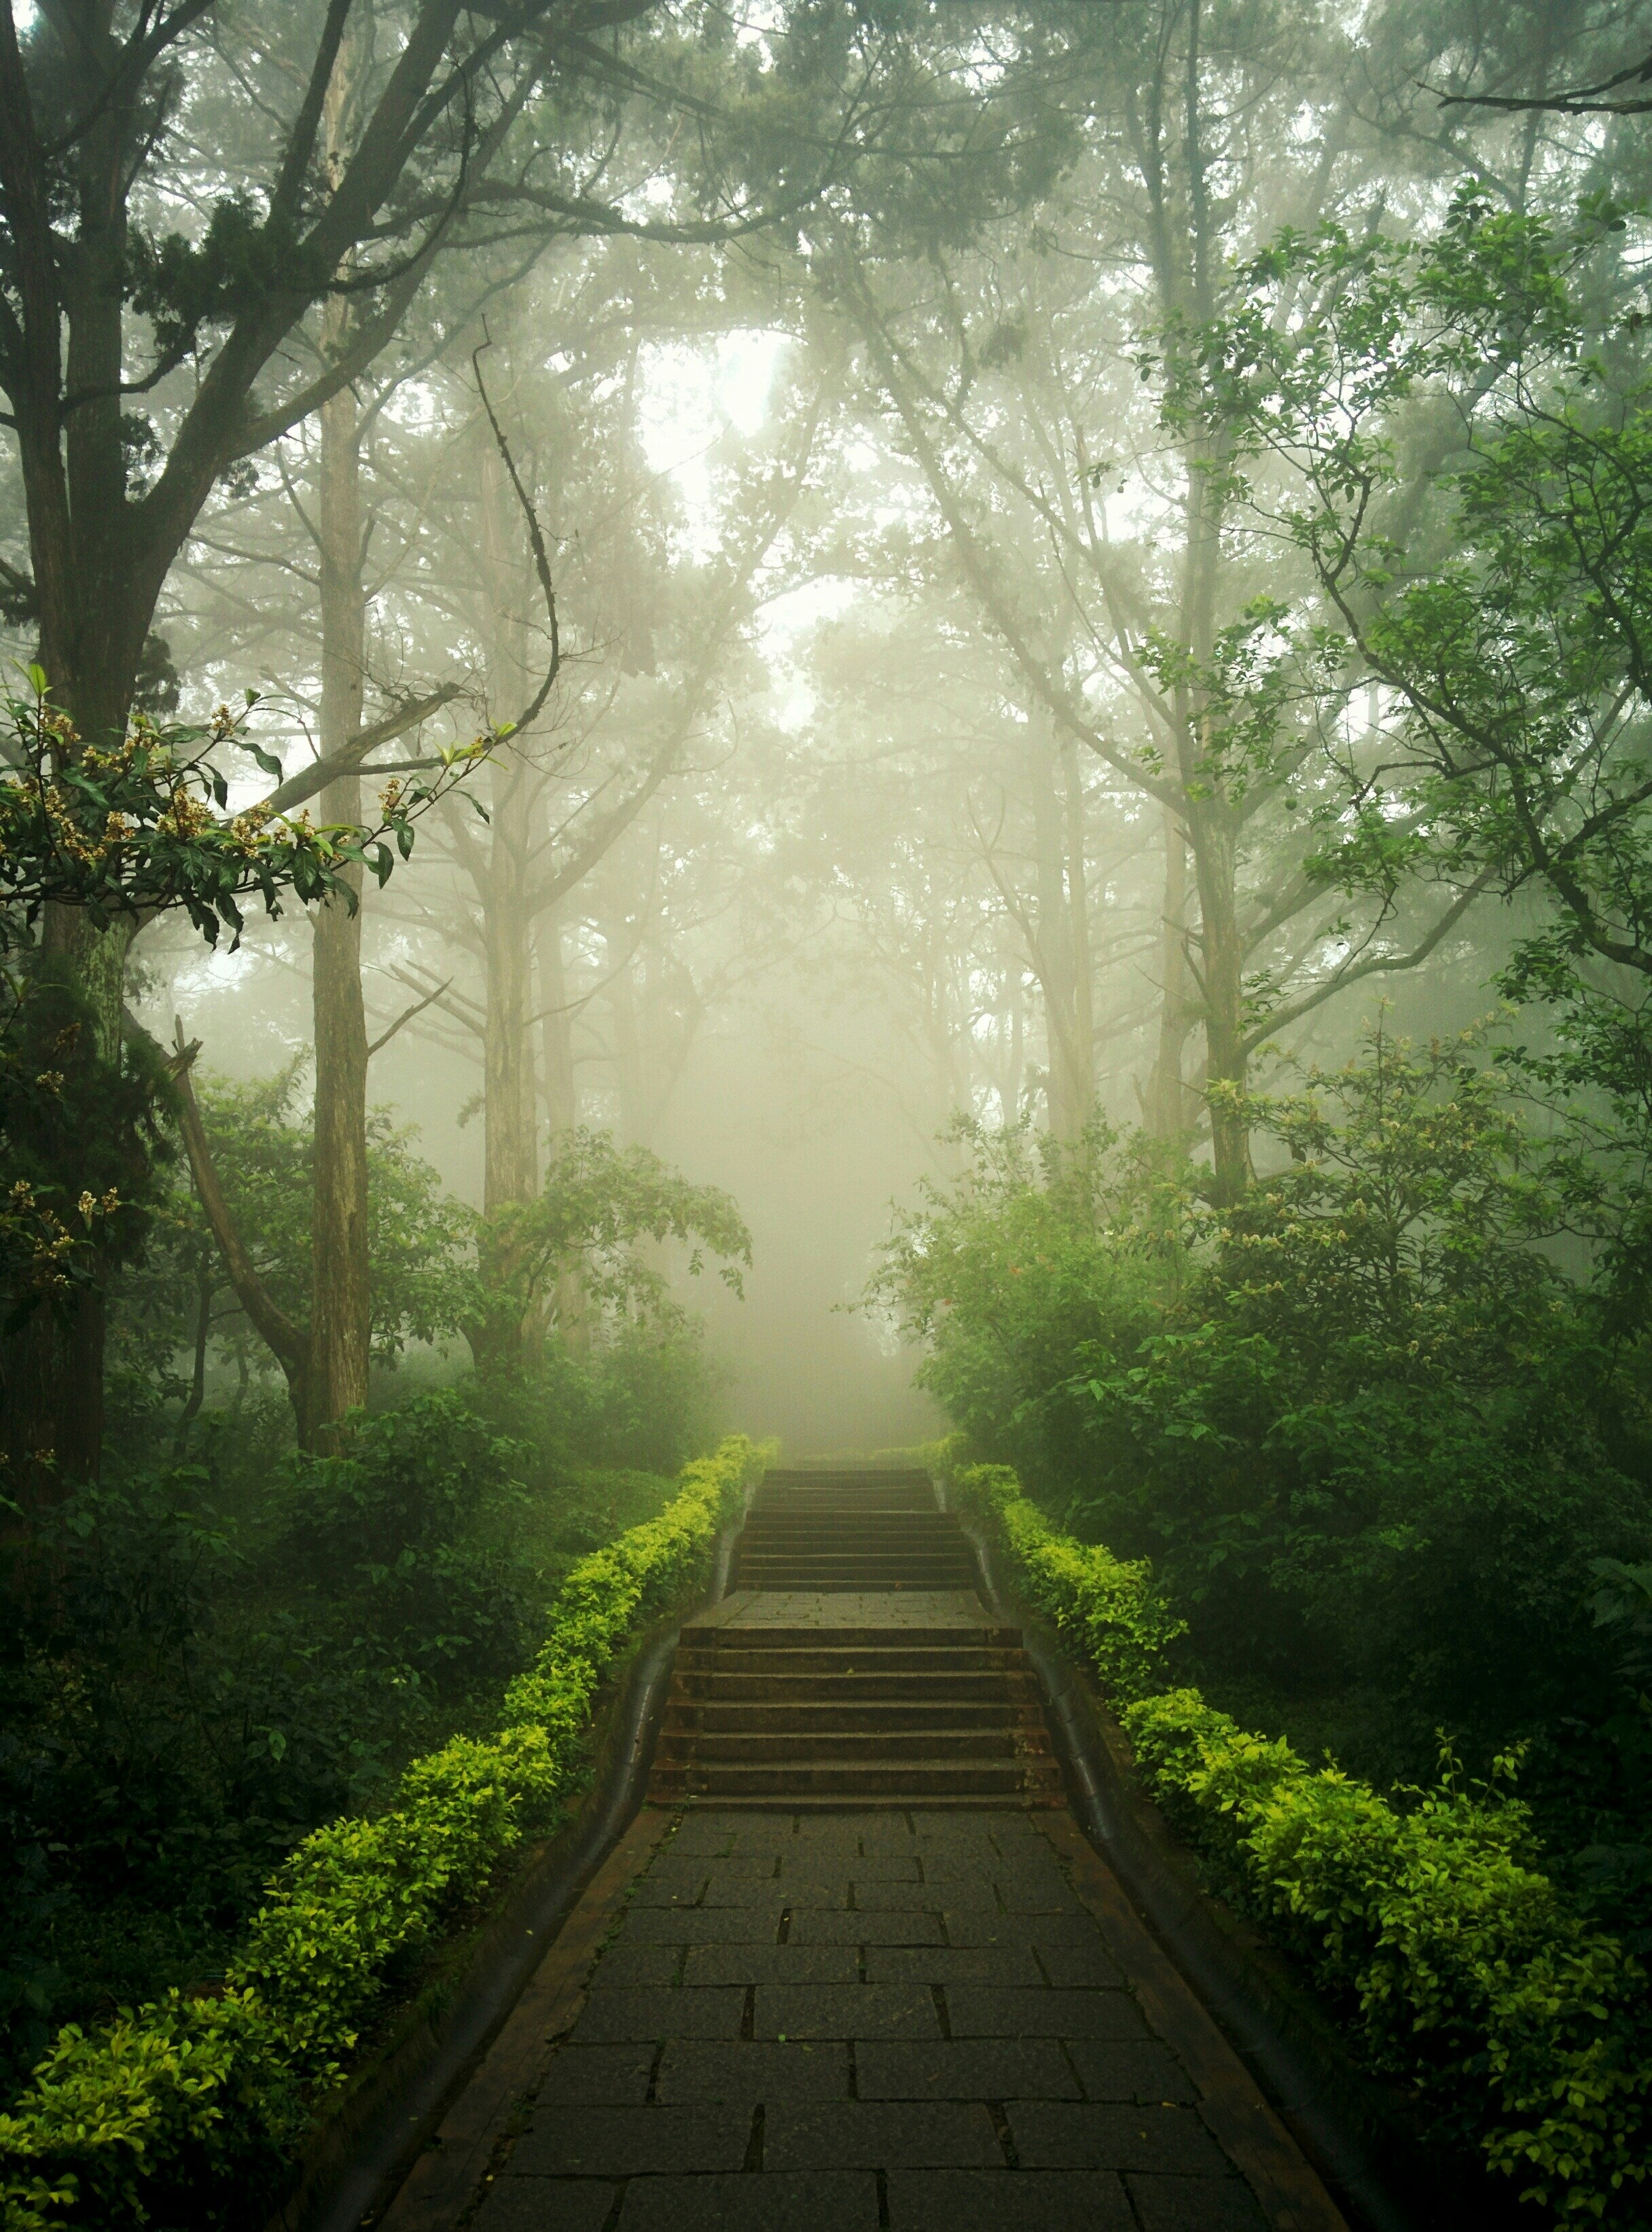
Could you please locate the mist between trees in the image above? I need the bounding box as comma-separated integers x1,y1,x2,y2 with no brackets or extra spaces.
6,0,1652,2221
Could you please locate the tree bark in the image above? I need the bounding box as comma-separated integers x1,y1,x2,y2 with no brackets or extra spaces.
0,910,134,1494
307,360,372,1448
1145,807,1195,1143
1028,733,1094,1141
1187,802,1249,1201
469,434,542,1371
166,1035,312,1425
0,0,588,1476
537,914,588,1351
305,39,374,1451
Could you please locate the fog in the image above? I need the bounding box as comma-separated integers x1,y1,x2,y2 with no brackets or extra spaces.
6,0,1642,1463
16,14,1652,2214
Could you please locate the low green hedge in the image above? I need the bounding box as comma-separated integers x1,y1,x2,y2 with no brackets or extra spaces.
0,1434,770,2232
941,1445,1652,2225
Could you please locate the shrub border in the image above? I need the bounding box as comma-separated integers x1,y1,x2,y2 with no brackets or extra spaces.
0,1434,772,2232
946,1471,1445,2232
935,1443,1652,2229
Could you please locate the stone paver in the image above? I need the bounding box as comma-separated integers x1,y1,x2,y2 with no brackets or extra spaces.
378,1525,1342,2232
462,1810,1297,2231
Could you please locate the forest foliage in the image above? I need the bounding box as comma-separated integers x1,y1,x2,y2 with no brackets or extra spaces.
945,1456,1652,2220
0,1433,767,2231
10,3,1652,2227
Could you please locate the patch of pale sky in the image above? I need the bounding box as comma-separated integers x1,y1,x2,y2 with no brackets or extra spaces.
636,327,788,541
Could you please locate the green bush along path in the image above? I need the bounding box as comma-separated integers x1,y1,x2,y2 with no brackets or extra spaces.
0,1437,770,2232
376,1465,1342,2232
946,1458,1652,2227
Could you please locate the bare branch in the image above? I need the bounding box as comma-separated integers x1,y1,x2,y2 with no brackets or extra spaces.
166,1022,310,1387
367,976,454,1056
260,683,464,814
472,334,562,733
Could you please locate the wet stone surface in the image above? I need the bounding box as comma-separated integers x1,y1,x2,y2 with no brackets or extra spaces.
474,1810,1269,2232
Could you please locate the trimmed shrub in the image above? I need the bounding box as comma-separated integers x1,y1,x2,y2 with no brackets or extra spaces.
947,1458,1183,1697
0,1435,770,2230
935,1447,1652,2225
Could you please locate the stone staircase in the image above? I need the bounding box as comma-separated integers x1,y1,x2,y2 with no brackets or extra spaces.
729,1467,979,1592
646,1467,1064,1808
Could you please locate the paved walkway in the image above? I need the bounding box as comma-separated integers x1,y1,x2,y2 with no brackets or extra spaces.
465,1809,1291,2232
377,1553,1346,2231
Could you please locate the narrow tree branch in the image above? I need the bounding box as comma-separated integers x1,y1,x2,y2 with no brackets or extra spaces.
259,683,463,814
166,1022,310,1383
472,334,561,733
367,976,453,1055
1241,871,1496,1054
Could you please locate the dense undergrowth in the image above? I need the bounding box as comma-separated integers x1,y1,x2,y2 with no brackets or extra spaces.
0,1329,720,2100
0,1428,768,2230
878,1027,1652,1916
876,1022,1652,2222
945,1456,1652,2223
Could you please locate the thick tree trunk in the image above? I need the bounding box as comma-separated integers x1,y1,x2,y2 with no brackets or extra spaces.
1187,802,1249,1203
306,337,372,1448
0,909,135,1497
469,438,542,1373
1145,808,1195,1144
1028,734,1094,1142
537,915,589,1351
11,109,148,1488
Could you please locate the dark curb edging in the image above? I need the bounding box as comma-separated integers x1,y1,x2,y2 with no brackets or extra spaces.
264,1507,748,2232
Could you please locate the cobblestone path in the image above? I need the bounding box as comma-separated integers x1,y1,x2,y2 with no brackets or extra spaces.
376,1473,1346,2232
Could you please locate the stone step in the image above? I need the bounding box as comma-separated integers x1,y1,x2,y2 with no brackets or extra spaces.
645,1469,1064,1810
665,1701,1041,1732
676,1646,1026,1670
674,1678,1043,1707
737,1547,967,1560
732,1553,976,1570
735,1540,969,1556
658,1727,1052,1763
662,1758,1062,1799
736,1526,968,1541
741,1513,962,1527
658,1793,1040,1811
736,1521,968,1532
734,1553,977,1568
732,1579,979,1594
748,1494,936,1509
679,1627,1022,1651
728,1562,973,1580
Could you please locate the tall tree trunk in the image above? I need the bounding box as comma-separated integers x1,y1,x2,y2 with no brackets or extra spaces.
1187,800,1249,1202
9,113,147,1488
1028,734,1093,1142
538,914,578,1138
1174,415,1251,1204
605,913,643,1143
308,363,371,1447
481,812,537,1214
481,431,539,1212
1060,737,1095,1138
538,915,588,1352
470,435,541,1372
305,47,373,1450
1145,807,1195,1143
